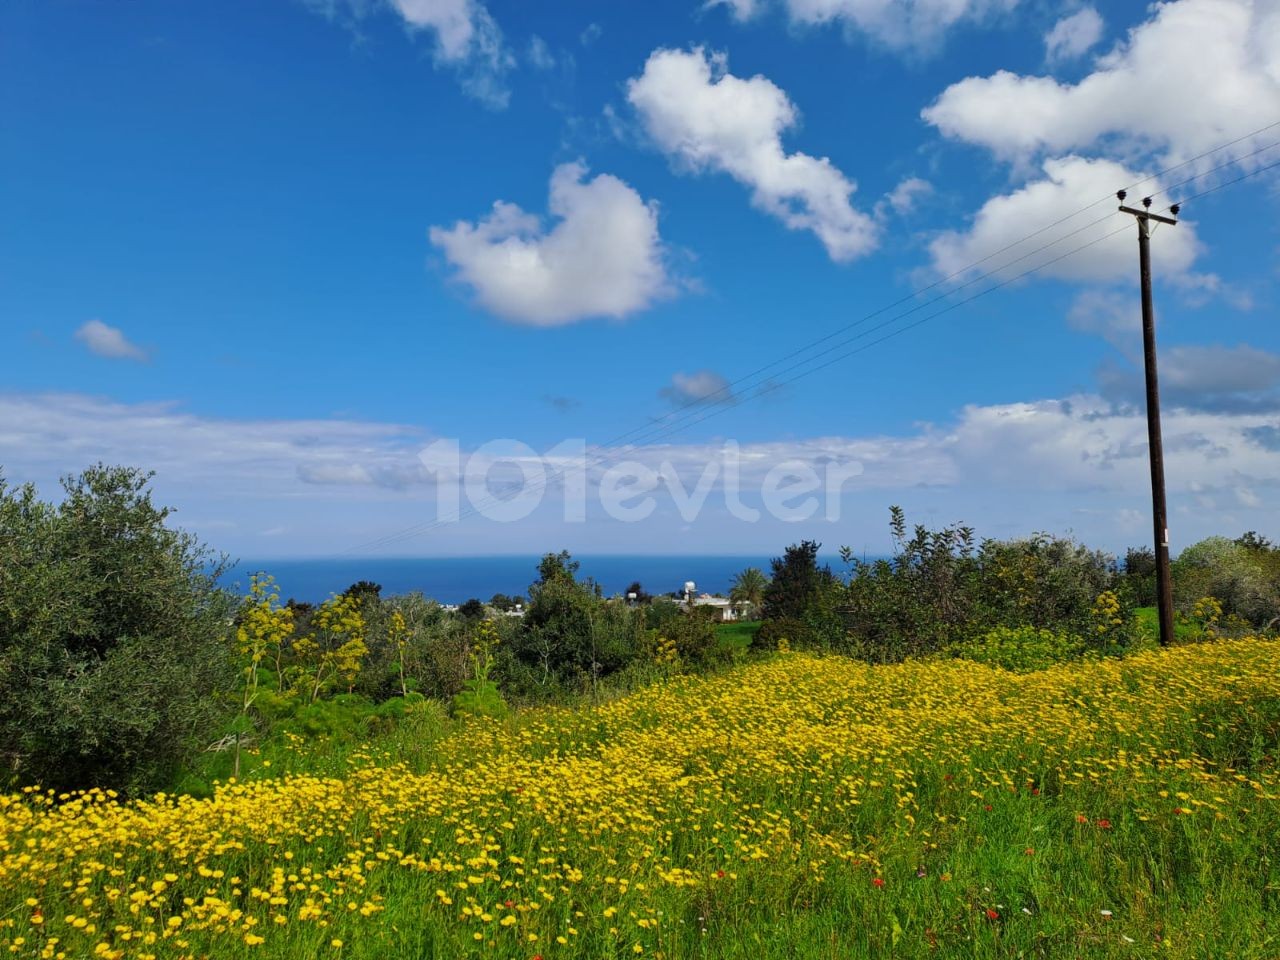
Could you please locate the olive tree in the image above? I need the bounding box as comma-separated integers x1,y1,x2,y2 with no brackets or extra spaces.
0,465,235,794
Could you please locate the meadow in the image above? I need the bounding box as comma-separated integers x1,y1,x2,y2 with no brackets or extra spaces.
3,638,1278,960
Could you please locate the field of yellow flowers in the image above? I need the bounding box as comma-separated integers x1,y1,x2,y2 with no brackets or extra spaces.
3,640,1279,959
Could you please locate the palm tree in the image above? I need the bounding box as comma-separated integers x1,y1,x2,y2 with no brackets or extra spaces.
729,567,769,619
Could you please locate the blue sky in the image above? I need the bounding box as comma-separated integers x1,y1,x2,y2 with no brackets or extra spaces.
2,0,1279,558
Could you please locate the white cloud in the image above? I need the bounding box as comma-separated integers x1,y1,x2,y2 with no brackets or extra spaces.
74,320,148,362
1044,6,1104,63
3,389,1278,556
0,393,424,495
389,0,513,107
877,176,932,218
924,0,1280,169
429,161,672,326
711,0,1021,52
308,0,513,107
661,370,736,406
626,47,878,262
526,35,554,70
929,156,1203,283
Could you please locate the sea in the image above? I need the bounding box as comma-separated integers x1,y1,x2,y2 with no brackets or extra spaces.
220,555,802,605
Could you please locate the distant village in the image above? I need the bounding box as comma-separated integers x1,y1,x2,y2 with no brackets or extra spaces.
441,580,746,621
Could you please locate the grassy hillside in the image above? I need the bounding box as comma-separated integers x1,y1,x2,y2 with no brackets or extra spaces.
3,640,1279,959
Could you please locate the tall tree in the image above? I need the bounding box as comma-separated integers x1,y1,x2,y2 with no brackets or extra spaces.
729,567,768,616
762,541,834,622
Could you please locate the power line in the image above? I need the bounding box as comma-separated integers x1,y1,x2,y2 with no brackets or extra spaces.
347,150,1279,554
350,220,1136,554
604,122,1280,432
344,131,1280,554
1175,154,1280,204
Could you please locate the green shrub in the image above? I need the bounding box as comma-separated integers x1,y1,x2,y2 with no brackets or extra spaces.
451,677,507,719
1174,537,1280,628
836,509,1122,663
753,617,811,651
451,619,508,719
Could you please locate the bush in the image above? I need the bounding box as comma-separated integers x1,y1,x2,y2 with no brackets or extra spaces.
1174,537,1280,629
382,593,471,700
837,510,1121,662
753,617,811,652
451,676,507,718
976,534,1116,636
0,466,235,795
662,605,723,668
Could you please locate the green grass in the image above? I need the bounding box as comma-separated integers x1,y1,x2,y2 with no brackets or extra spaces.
1133,606,1207,643
715,619,761,651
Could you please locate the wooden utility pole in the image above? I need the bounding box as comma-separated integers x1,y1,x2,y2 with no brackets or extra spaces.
1117,191,1178,647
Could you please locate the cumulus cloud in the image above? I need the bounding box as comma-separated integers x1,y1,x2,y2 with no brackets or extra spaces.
429,161,672,326
924,0,1280,169
929,156,1203,283
661,370,736,406
74,320,148,362
626,47,878,262
1044,6,1104,63
710,0,1020,52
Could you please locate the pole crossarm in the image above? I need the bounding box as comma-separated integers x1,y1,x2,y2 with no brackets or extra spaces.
1118,205,1179,225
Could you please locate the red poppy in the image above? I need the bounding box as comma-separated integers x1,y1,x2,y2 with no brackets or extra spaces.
1024,847,1035,856
985,908,1000,920
1076,814,1089,824
984,804,992,811
716,869,725,879
1031,788,1040,796
1096,819,1112,829
504,900,514,908
872,877,885,888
